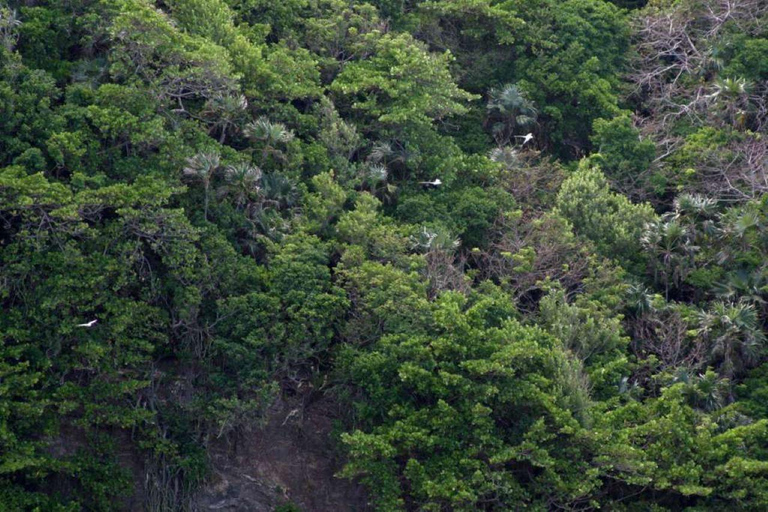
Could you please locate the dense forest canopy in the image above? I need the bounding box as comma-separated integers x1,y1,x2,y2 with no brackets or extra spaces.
1,0,767,510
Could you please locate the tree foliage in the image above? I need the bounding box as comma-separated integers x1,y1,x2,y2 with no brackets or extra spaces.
1,0,767,509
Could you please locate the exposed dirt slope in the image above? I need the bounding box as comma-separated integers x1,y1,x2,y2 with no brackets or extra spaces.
194,395,371,511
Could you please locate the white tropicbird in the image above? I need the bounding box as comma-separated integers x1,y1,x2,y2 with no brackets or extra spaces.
419,179,442,187
515,133,534,145
76,319,98,328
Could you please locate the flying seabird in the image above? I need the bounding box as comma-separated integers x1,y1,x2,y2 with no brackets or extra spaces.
515,133,534,145
419,179,442,188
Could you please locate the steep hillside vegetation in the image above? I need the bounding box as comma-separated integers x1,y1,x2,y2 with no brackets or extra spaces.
1,0,767,510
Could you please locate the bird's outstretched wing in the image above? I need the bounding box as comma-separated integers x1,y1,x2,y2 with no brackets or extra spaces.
515,133,534,142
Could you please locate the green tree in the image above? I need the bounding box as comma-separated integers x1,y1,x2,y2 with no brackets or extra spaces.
244,117,295,166
339,290,600,510
485,83,538,146
590,114,655,194
182,152,221,221
330,32,476,131
697,301,765,379
555,162,656,271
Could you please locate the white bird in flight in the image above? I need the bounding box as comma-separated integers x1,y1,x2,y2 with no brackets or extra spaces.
419,179,442,188
76,319,98,328
515,133,534,145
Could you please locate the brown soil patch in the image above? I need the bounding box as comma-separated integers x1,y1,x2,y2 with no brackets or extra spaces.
194,394,371,511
